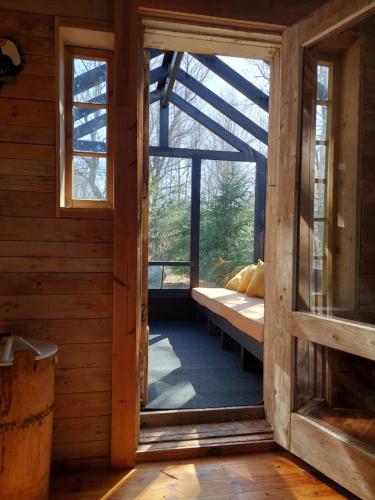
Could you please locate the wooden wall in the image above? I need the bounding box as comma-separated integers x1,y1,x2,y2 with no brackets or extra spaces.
0,0,328,27
0,0,331,465
360,25,375,324
0,10,113,463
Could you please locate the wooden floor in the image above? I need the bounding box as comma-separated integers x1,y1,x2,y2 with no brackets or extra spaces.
50,451,352,499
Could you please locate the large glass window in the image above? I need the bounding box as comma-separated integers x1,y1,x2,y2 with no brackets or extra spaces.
148,157,192,289
199,160,256,287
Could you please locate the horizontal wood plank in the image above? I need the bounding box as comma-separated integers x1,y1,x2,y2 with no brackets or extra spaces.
0,74,55,101
0,216,113,242
0,174,55,192
52,440,110,461
54,391,111,419
0,98,55,128
0,294,112,319
0,124,55,144
0,318,112,343
53,415,110,445
0,158,54,176
0,257,112,273
0,142,55,161
0,190,55,217
13,34,54,57
0,273,112,294
0,241,113,258
0,10,54,38
0,1,113,23
55,366,112,394
57,342,112,368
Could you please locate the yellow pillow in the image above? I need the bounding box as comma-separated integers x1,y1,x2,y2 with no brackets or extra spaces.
238,264,257,293
224,266,247,291
246,260,265,298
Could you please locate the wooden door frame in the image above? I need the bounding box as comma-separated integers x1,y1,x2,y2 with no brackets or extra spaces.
271,0,375,496
113,0,284,468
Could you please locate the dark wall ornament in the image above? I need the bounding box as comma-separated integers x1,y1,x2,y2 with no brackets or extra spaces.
0,37,25,87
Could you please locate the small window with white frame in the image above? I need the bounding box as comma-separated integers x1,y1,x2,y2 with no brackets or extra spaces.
64,46,113,208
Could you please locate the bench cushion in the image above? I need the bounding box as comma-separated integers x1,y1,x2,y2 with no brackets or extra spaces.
192,287,264,343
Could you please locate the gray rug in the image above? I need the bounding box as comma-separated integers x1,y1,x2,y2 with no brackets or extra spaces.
145,321,263,410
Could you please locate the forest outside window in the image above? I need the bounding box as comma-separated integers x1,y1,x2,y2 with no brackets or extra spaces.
64,47,113,209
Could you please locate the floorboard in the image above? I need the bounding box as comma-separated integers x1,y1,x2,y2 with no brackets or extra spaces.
50,451,354,499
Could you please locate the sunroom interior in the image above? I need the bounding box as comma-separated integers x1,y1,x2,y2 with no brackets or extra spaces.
143,49,269,411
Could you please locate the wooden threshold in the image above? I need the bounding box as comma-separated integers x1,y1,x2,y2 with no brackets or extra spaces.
140,405,264,427
136,417,275,462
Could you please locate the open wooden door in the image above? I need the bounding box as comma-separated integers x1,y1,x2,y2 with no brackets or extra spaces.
266,0,375,497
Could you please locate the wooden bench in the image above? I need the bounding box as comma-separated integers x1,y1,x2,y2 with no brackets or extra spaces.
192,287,264,368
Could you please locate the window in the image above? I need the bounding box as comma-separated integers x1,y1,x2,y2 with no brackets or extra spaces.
311,62,333,312
64,47,113,208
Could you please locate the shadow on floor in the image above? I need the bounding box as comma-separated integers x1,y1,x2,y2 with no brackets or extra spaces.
145,321,263,410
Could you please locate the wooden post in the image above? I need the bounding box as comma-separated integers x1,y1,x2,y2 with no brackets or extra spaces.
112,0,142,468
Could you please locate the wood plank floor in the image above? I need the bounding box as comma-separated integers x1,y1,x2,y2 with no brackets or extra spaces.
137,419,275,461
50,451,353,499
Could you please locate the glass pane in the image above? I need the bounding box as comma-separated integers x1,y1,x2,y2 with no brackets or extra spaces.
73,107,107,154
316,105,328,141
73,58,107,104
73,156,107,200
317,65,329,100
148,158,191,262
162,266,190,289
314,183,326,218
312,259,324,294
199,160,256,287
315,145,327,179
313,221,325,258
148,265,163,289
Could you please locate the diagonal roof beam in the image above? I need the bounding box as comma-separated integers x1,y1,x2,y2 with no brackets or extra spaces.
156,52,174,90
169,92,265,163
192,54,269,112
148,48,164,60
74,114,106,139
161,52,184,107
150,90,161,104
176,68,268,145
73,64,107,97
150,66,169,85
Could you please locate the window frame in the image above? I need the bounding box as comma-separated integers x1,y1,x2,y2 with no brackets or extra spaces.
311,60,334,313
64,46,113,209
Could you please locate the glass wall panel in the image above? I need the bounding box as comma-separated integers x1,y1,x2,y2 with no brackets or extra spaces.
199,160,256,287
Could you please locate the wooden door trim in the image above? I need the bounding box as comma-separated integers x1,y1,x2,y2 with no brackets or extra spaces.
113,1,283,467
